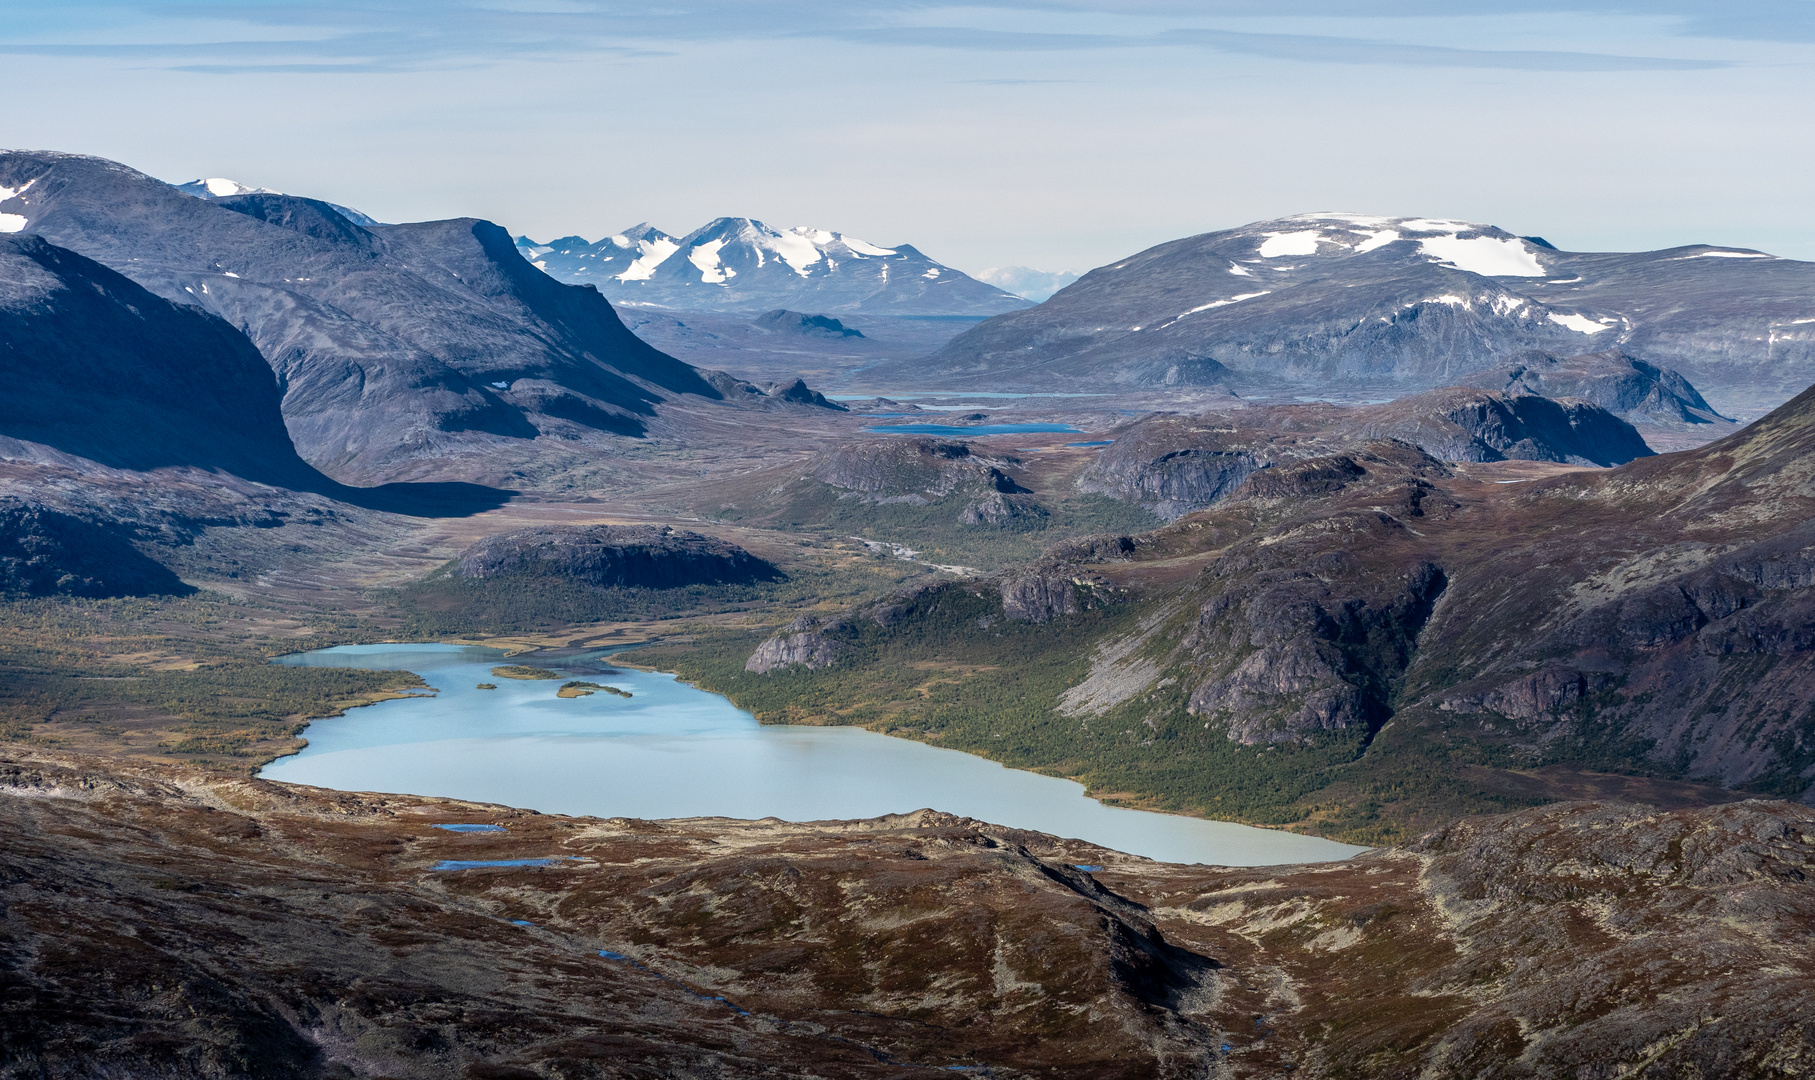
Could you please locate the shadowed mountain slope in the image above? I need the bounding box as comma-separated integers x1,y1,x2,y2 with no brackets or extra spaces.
0,232,510,519
0,151,720,483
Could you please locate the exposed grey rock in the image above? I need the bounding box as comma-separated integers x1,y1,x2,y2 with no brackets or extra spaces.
764,378,846,410
1186,557,1447,744
1000,573,1080,623
1333,387,1656,467
745,617,846,672
961,491,1049,527
455,525,777,588
1441,667,1619,722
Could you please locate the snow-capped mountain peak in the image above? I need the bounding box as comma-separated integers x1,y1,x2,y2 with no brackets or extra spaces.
517,217,1027,316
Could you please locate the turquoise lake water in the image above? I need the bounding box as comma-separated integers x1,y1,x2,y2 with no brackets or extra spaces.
259,643,1365,866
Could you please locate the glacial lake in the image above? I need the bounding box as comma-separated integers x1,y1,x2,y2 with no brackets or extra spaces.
261,644,1365,866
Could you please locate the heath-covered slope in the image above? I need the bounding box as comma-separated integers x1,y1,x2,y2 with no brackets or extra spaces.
519,217,1030,316
906,214,1815,416
2,750,1810,1079
0,151,720,482
676,385,1815,840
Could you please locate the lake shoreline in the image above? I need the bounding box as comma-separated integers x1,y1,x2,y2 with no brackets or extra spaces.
261,642,1367,866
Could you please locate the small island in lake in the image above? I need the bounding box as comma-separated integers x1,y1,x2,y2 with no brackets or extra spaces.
476,682,497,690
491,665,561,681
556,681,633,699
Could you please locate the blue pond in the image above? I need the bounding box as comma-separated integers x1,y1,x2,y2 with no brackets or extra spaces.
261,644,1364,866
866,423,1083,436
1065,441,1114,448
432,823,505,833
433,858,560,871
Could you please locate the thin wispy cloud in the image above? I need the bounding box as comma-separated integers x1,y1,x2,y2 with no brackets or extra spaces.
0,2,1755,73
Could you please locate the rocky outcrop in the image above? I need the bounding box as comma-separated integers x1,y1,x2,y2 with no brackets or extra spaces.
0,498,192,598
763,377,846,409
1335,387,1655,467
752,309,864,338
1000,572,1080,623
960,491,1048,526
1186,556,1447,744
1455,348,1729,425
745,617,847,672
798,437,1044,527
455,525,777,588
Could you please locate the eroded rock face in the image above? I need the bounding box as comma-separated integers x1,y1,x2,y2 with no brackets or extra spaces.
1186,555,1448,744
1000,572,1081,623
745,617,847,672
455,524,777,588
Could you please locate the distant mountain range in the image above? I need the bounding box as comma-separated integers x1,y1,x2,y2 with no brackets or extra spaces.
518,218,1030,317
902,214,1815,418
972,265,1080,302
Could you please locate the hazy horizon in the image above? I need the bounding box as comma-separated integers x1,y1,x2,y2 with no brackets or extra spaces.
6,1,1813,277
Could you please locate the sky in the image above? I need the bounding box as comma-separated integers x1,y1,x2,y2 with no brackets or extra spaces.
4,1,1815,275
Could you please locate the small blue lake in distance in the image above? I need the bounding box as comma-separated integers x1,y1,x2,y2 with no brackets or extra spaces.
260,643,1365,866
865,423,1084,436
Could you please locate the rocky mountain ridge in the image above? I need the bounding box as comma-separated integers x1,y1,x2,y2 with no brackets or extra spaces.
903,213,1815,419
0,151,724,485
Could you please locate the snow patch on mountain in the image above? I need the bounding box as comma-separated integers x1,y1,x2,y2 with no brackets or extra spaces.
624,235,682,281
1258,230,1323,257
0,179,38,202
0,214,25,233
1548,312,1616,334
689,238,732,284
1674,250,1775,260
1418,234,1546,277
172,176,382,226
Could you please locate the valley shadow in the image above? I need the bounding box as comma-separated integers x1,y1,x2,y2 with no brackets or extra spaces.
312,477,518,517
